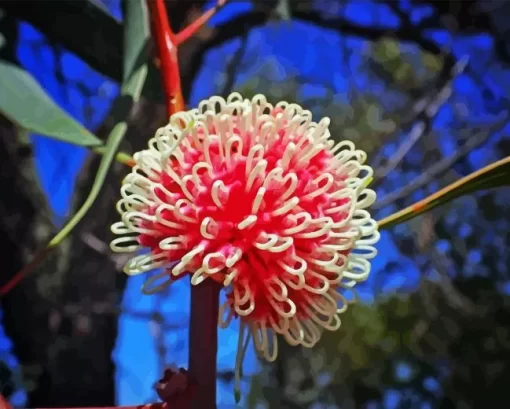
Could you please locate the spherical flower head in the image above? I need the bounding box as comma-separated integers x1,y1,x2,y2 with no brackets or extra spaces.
110,92,380,361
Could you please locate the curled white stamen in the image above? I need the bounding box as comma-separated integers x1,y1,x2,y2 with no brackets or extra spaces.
254,233,277,250
238,215,257,230
200,217,216,239
219,300,234,328
171,244,205,276
211,180,228,208
224,268,239,286
265,277,288,302
281,142,296,169
110,235,140,253
252,322,278,362
262,167,283,189
226,249,243,268
272,197,299,216
191,162,213,183
155,204,185,230
246,159,267,191
225,135,243,169
252,187,266,214
303,173,334,200
279,173,299,202
159,236,185,250
124,252,170,276
142,270,173,295
296,217,333,239
277,255,307,276
246,144,264,177
203,252,226,274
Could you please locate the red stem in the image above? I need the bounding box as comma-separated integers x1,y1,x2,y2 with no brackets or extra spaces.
146,0,185,116
146,2,221,408
188,279,221,409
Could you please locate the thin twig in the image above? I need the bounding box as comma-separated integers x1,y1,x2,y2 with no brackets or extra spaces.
374,112,509,210
174,0,228,45
374,57,468,180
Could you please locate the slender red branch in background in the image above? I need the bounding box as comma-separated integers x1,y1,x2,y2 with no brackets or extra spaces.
0,394,12,409
174,0,228,45
146,0,185,116
0,247,53,296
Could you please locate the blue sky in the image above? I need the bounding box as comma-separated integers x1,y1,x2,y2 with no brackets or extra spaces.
2,0,507,407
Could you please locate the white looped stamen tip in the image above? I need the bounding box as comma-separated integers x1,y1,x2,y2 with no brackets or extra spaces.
251,187,266,214
225,135,243,169
226,248,243,268
159,235,185,250
202,252,226,275
272,197,299,217
277,255,307,276
245,144,265,177
296,217,333,239
234,282,255,316
110,235,140,253
281,142,296,169
211,180,228,208
200,217,216,239
265,277,288,302
223,268,239,286
170,244,205,276
142,270,173,295
238,215,257,230
174,199,196,223
278,173,299,202
246,159,268,192
191,268,207,285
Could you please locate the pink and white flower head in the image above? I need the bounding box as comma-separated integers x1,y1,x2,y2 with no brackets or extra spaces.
110,92,380,361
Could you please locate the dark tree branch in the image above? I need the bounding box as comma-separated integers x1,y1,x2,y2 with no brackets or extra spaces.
374,112,509,210
4,1,448,92
1,0,123,81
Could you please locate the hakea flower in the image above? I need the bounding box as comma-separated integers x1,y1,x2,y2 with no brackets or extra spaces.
110,92,380,363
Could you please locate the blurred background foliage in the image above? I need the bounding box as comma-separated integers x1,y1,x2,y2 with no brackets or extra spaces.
0,0,509,408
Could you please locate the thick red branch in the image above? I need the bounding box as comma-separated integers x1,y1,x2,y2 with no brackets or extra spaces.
146,0,185,116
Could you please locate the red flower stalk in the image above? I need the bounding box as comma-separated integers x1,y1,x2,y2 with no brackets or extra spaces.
145,1,224,408
146,0,185,116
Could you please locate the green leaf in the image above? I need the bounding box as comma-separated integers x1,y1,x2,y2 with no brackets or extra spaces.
123,0,149,82
0,61,102,146
49,0,150,248
378,156,510,230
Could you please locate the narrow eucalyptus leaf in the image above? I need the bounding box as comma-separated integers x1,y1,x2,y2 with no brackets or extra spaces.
378,156,510,230
49,0,150,248
0,61,102,146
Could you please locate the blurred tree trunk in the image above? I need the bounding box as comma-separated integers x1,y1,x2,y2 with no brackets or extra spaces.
0,12,71,406
0,1,215,405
